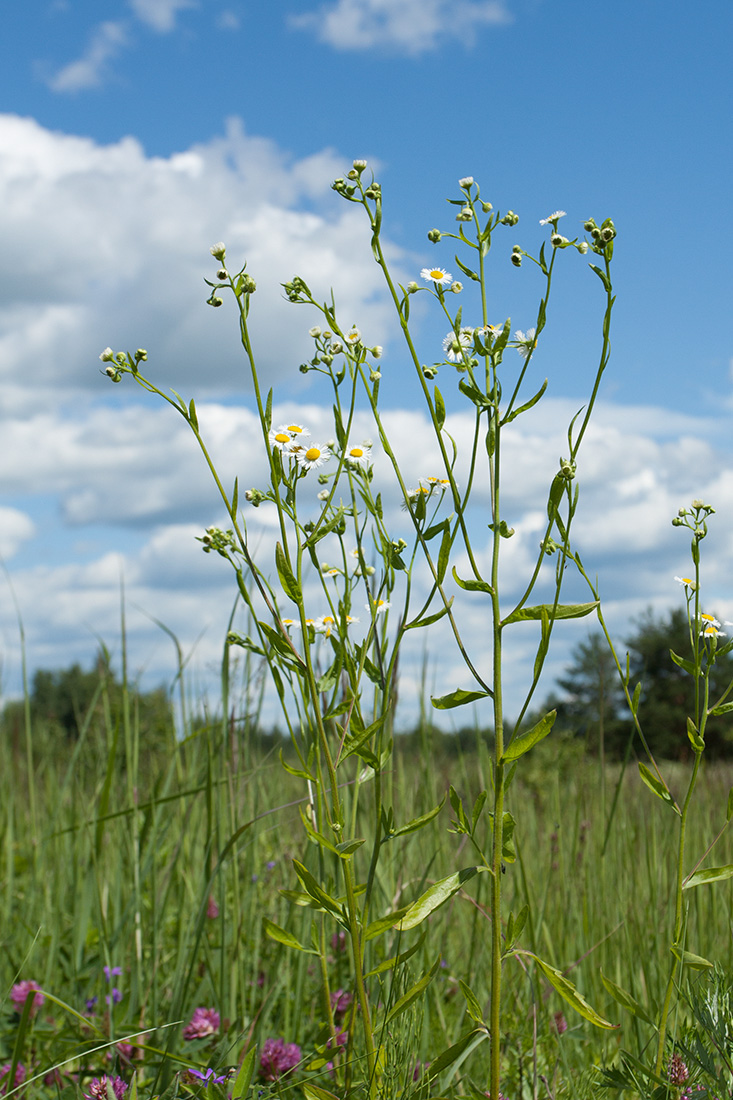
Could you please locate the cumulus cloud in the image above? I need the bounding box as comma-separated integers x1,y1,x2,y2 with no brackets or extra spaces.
0,509,36,560
127,0,198,33
46,21,128,93
0,114,402,415
290,0,512,55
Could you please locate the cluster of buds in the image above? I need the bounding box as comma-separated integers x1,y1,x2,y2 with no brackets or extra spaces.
500,210,519,226
244,488,267,507
558,457,576,480
672,499,715,539
200,527,236,556
99,347,147,382
511,244,523,268
583,217,617,255
282,275,311,304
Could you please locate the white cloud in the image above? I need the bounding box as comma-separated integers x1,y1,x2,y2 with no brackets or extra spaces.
290,0,512,55
0,508,35,560
46,21,128,93
127,0,198,32
0,115,403,416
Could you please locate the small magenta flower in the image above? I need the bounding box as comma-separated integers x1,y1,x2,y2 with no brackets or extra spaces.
668,1053,689,1086
183,1007,220,1041
553,1010,567,1034
259,1038,301,1081
207,895,220,919
0,1062,26,1095
330,989,353,1017
10,980,44,1016
84,1075,127,1100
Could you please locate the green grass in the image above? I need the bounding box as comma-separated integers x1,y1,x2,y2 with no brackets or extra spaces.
2,659,733,1099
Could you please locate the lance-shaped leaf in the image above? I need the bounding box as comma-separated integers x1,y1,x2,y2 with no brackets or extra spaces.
434,387,446,429
291,860,347,924
452,566,493,594
502,601,598,626
502,710,556,762
387,796,446,839
264,918,318,955
405,599,454,631
600,971,653,1024
683,864,733,890
670,945,713,970
459,980,484,1023
431,688,492,710
423,1028,489,1084
396,866,490,930
710,702,733,716
670,649,696,676
528,953,617,1029
365,930,427,977
302,1085,341,1100
385,956,441,1023
638,762,680,813
502,378,548,426
276,543,301,603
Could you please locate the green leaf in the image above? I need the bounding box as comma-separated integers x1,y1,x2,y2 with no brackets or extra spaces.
502,378,548,426
727,787,733,822
388,797,446,839
275,543,302,603
502,601,599,626
502,811,516,863
291,860,346,923
710,702,733,716
670,649,696,675
459,979,484,1023
437,523,452,583
687,716,705,752
385,956,441,1023
454,254,480,281
365,931,427,977
502,710,556,762
188,397,199,430
600,971,653,1024
364,906,411,941
670,945,713,970
529,953,617,1029
232,477,239,516
638,762,680,813
683,864,733,890
302,1084,341,1100
452,566,493,594
423,1029,488,1084
265,388,273,431
264,918,318,954
335,837,366,857
396,866,490,930
404,599,454,631
431,688,492,710
589,263,611,291
278,747,315,781
231,1045,257,1100
434,387,446,429
458,379,491,409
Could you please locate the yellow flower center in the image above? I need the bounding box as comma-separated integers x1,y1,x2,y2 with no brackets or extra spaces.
287,424,304,434
305,446,321,462
429,269,443,279
274,432,290,444
350,447,364,458
701,613,715,622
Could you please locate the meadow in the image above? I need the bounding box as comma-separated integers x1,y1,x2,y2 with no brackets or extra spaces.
2,661,733,1099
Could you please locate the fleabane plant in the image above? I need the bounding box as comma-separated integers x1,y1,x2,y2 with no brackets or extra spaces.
100,164,618,1099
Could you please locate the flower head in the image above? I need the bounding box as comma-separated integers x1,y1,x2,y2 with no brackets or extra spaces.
366,597,391,616
668,1054,689,1086
539,210,567,225
209,242,226,262
675,576,696,589
330,989,353,1017
188,1068,229,1086
345,443,372,469
297,443,331,471
0,1063,26,1095
10,980,44,1016
259,1038,301,1081
104,966,122,982
442,328,474,362
84,1075,127,1100
459,176,474,188
421,267,453,285
514,328,537,359
207,895,220,919
183,1007,220,1041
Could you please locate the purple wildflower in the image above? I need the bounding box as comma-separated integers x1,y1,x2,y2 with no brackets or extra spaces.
259,1038,301,1081
553,1011,568,1035
668,1054,690,1086
330,989,353,1017
105,988,122,1006
265,861,277,870
84,1074,127,1100
10,980,44,1016
183,1007,220,1041
86,996,98,1013
207,896,220,919
0,1062,26,1095
188,1068,228,1085
104,966,122,983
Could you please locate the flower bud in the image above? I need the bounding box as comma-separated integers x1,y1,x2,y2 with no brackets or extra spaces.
501,211,519,226
309,326,322,338
99,347,114,362
583,220,597,232
241,274,257,294
407,281,419,293
369,369,381,381
353,159,367,171
371,345,383,358
216,268,228,280
551,233,569,247
422,365,438,379
450,281,463,293
577,241,589,254
601,226,615,242
511,253,522,267
210,242,226,262
208,295,224,307
427,228,442,243
135,349,148,361
459,176,474,188
104,365,122,382
456,207,472,221
330,340,343,354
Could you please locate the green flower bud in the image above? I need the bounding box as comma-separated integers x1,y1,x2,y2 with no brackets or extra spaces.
99,347,114,362
135,349,148,361
104,365,122,382
241,274,257,294
210,242,226,262
427,228,442,243
216,268,228,280
450,281,463,293
511,253,522,267
407,281,419,293
583,219,597,232
353,159,368,171
577,241,589,254
422,365,438,379
208,295,224,307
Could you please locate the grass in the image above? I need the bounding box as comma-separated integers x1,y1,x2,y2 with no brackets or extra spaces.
2,648,733,1099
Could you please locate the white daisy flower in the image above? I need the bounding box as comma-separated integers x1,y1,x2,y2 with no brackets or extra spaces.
280,618,298,629
297,443,331,471
366,597,391,616
269,427,295,449
442,328,474,362
514,328,537,359
675,576,696,589
539,210,567,225
700,624,726,639
345,443,372,469
315,615,337,637
421,267,453,285
280,422,310,439
699,613,721,629
345,327,361,345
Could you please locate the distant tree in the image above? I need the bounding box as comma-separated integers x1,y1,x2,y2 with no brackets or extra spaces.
550,609,733,761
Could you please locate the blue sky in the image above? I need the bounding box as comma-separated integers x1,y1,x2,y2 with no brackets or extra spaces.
1,0,732,725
